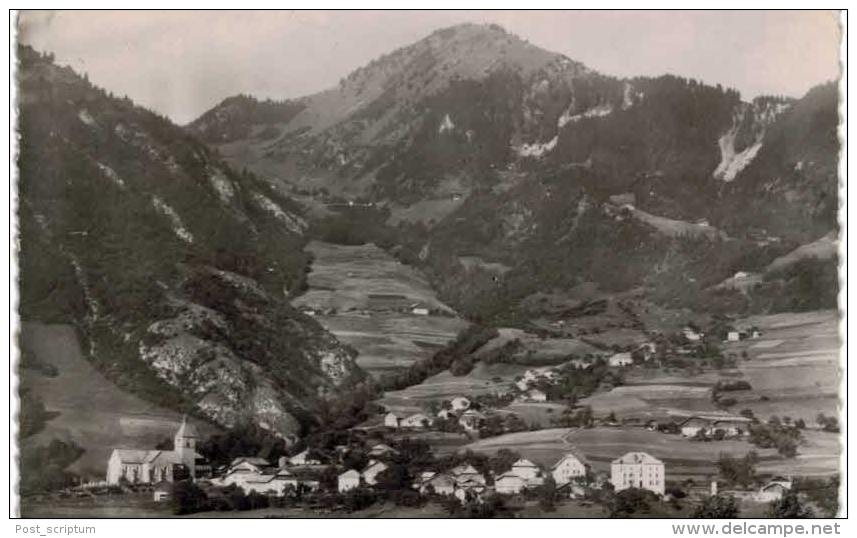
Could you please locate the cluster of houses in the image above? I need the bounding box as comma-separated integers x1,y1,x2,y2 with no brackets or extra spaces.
212,451,324,496
336,449,666,502
385,396,491,434
513,369,556,402
104,420,795,509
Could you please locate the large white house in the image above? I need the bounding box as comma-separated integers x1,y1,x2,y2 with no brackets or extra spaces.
551,452,588,485
106,417,206,485
610,452,665,495
338,469,361,493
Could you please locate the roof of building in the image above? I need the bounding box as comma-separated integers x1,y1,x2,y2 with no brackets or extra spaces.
612,452,663,465
552,451,588,469
339,469,361,479
608,352,632,363
450,464,480,476
229,456,271,468
175,416,198,438
495,473,526,483
512,458,539,469
112,449,156,464
368,443,398,454
424,473,456,488
680,416,712,428
364,460,389,474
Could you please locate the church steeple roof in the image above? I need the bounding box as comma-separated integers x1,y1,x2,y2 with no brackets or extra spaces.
175,415,198,438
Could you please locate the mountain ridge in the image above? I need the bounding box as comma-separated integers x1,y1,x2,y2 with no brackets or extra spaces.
186,23,839,321
17,45,364,438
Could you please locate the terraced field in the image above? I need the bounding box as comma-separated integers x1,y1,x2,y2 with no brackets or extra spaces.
723,310,841,423
460,426,838,481
292,241,468,375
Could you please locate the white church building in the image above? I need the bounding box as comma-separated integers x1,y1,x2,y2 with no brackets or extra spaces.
106,416,207,485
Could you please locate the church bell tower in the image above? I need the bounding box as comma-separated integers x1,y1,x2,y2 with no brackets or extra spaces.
174,415,198,478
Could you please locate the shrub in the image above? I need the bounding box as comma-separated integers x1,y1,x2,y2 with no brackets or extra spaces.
171,481,209,515
768,490,815,518
693,494,740,518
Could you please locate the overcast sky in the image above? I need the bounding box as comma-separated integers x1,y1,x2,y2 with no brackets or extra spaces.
17,10,841,125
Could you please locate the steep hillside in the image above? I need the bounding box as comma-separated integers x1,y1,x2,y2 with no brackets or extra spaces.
17,46,363,437
188,23,839,321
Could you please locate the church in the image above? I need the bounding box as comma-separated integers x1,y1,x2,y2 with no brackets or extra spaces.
106,416,208,485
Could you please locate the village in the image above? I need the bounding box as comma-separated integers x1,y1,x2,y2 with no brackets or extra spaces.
25,316,834,519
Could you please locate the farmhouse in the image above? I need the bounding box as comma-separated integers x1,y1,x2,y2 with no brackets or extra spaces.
458,409,486,432
494,473,528,495
106,416,207,485
511,458,544,487
711,419,750,437
216,457,319,495
362,460,389,486
384,412,401,428
401,413,433,429
419,472,456,496
757,478,792,502
451,396,471,411
727,331,741,342
411,303,430,315
552,452,588,485
683,326,703,341
610,452,665,495
608,352,633,367
680,417,711,437
450,464,486,486
338,469,361,493
219,466,291,495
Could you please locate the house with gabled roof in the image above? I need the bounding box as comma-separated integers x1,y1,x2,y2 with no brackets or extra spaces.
368,443,398,458
494,473,527,495
458,409,486,432
287,449,322,466
384,412,401,429
552,451,588,486
419,472,456,496
401,413,433,429
338,469,361,493
610,452,665,495
362,460,389,486
510,458,543,486
680,416,712,437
